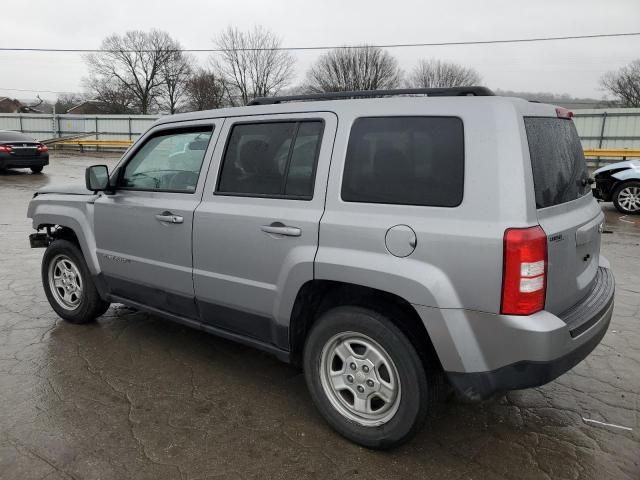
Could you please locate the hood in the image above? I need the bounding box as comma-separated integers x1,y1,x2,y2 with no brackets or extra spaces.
593,159,640,175
34,183,91,196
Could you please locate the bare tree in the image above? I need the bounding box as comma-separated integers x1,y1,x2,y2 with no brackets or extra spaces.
83,77,136,113
160,50,193,114
408,59,481,88
601,60,640,107
85,30,178,113
305,46,401,93
54,93,87,113
184,68,227,111
30,95,44,109
213,26,295,105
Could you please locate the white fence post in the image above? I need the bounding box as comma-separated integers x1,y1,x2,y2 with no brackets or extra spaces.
51,105,56,139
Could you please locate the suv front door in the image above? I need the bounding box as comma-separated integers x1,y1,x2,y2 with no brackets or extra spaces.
193,113,337,350
93,121,221,319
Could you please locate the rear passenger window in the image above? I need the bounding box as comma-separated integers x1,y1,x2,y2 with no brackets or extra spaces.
342,117,464,207
217,121,323,199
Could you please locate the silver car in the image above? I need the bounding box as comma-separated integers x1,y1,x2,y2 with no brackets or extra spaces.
27,88,614,449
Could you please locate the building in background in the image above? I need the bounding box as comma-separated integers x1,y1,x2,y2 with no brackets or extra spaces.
0,97,44,114
66,100,116,114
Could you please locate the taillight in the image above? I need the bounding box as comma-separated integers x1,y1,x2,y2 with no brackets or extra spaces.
37,144,49,153
0,145,12,153
556,107,574,119
501,226,547,315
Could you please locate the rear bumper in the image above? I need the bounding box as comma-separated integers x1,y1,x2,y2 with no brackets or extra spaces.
0,153,49,169
414,266,615,400
447,300,612,400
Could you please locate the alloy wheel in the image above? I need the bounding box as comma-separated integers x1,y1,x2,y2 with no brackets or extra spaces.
618,186,640,212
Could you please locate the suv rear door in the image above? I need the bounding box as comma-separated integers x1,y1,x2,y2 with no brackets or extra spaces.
193,112,337,349
523,114,603,314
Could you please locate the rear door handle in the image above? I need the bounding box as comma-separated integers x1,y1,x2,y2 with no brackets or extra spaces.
260,223,301,237
155,212,184,224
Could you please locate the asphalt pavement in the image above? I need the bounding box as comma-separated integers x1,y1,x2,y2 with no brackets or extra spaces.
0,153,638,479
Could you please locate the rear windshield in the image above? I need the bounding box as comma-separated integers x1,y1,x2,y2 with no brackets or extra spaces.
524,117,590,209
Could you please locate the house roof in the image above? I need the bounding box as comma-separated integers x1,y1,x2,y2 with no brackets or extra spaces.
66,100,104,113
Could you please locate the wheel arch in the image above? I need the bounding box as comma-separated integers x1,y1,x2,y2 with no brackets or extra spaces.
612,178,640,213
288,280,442,372
29,200,101,275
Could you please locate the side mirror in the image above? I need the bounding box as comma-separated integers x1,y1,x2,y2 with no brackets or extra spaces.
85,165,110,192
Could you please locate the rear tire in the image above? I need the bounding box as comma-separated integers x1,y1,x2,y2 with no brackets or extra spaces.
303,306,436,449
613,181,640,214
30,166,43,173
42,239,110,324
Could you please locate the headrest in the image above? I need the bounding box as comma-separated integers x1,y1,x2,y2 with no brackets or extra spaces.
188,139,208,151
239,140,279,176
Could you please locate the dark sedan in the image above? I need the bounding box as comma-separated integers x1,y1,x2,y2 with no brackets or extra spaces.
0,130,49,173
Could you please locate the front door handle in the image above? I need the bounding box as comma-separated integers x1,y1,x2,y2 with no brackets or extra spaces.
260,222,301,237
155,212,184,224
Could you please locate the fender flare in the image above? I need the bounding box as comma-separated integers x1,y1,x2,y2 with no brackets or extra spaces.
29,201,101,275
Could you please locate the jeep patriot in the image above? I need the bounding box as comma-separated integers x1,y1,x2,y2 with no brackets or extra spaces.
27,87,615,448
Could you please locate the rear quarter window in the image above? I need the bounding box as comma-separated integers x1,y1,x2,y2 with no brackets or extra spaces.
524,117,590,209
341,117,464,207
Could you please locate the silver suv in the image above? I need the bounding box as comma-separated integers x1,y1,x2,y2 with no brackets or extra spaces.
27,88,615,449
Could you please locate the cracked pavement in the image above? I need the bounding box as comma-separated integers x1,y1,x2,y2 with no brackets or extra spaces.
1,154,639,479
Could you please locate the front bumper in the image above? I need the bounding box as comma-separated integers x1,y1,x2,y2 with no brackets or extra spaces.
592,186,604,200
415,266,615,400
593,177,615,201
0,153,49,169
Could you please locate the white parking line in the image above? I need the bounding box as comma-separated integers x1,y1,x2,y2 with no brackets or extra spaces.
582,417,633,431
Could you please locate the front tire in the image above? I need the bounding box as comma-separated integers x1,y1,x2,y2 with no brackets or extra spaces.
613,181,640,214
303,306,435,449
42,239,109,324
30,166,43,173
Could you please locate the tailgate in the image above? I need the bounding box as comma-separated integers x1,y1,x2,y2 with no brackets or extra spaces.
538,197,603,314
524,115,601,314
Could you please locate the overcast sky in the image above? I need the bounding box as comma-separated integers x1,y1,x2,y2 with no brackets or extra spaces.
1,0,639,101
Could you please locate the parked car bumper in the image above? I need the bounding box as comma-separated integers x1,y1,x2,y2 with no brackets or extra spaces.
0,153,49,169
592,185,605,200
414,265,615,400
593,176,617,202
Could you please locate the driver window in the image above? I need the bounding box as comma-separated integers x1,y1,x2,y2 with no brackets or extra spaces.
121,126,213,193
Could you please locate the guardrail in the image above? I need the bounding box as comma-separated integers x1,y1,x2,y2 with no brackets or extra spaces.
583,148,640,158
45,141,640,162
583,148,640,169
52,139,133,152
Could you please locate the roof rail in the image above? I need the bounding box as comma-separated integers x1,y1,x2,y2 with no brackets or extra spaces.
249,86,495,105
